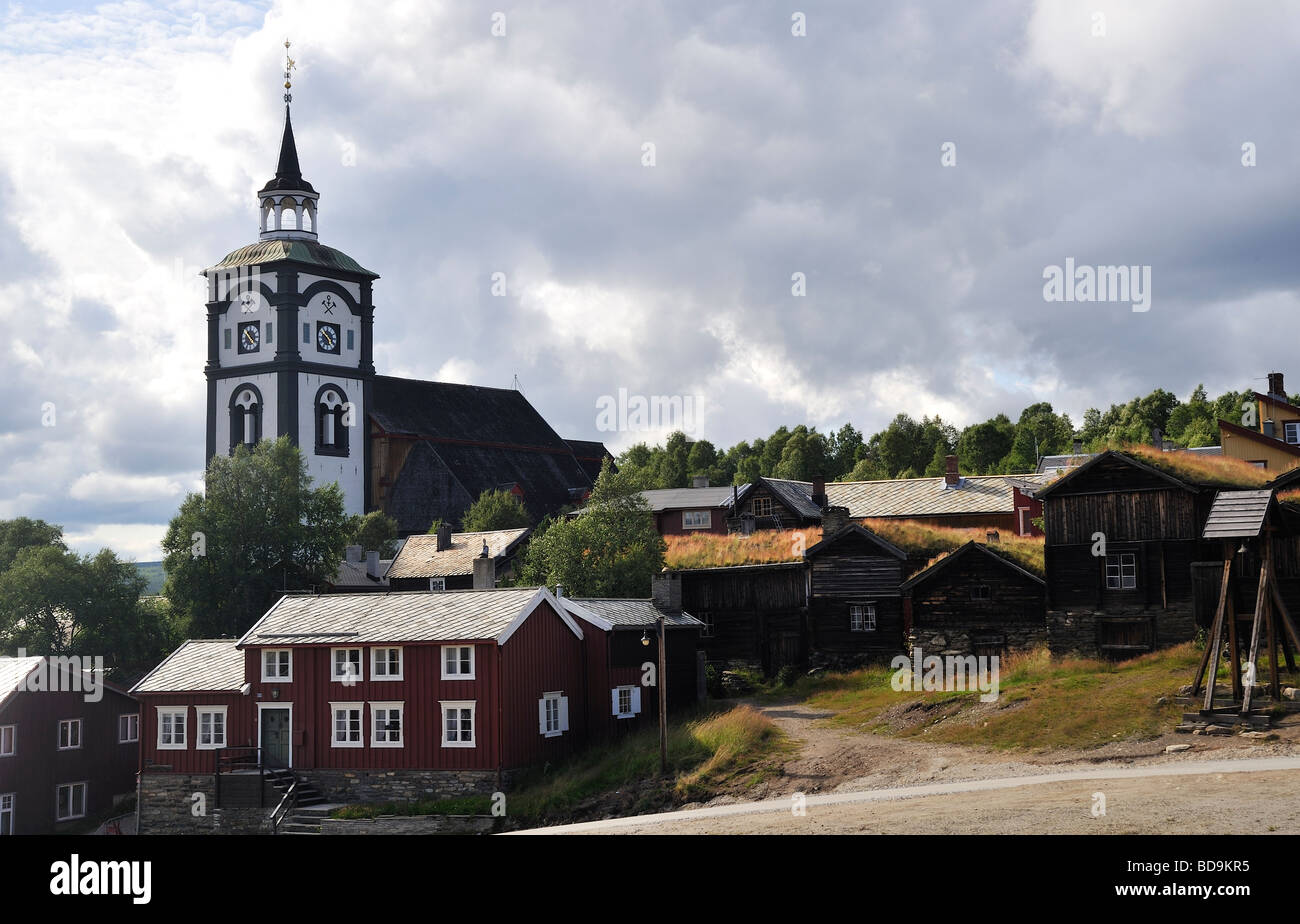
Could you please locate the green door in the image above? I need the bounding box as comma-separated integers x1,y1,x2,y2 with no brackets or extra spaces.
261,708,291,768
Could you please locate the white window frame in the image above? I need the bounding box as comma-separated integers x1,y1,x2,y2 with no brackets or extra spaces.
331,648,364,684
441,645,475,680
1285,421,1300,445
428,577,446,591
440,700,476,748
1106,552,1137,590
612,685,641,719
850,604,877,632
56,782,86,822
682,510,712,529
118,714,139,744
0,793,12,835
57,718,82,751
196,706,228,750
261,649,292,682
330,702,364,748
0,725,14,757
539,691,569,738
157,707,187,749
370,701,405,748
371,647,404,681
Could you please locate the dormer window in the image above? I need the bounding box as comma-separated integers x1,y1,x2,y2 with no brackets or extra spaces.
230,386,262,452
316,386,349,457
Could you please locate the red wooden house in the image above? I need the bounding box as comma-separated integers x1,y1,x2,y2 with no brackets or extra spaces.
0,656,138,834
132,587,588,812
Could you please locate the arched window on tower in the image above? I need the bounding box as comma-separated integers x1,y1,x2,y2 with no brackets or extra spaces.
261,199,275,233
230,386,262,453
281,199,298,231
302,201,315,233
316,386,349,457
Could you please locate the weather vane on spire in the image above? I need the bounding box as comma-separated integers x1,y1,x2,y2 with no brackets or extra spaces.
283,38,296,104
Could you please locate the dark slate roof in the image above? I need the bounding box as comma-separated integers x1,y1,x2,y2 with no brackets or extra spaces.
748,477,822,518
562,598,704,630
259,105,316,194
564,439,615,481
900,541,1044,591
130,640,245,694
206,239,377,277
1203,489,1275,539
372,376,595,531
805,523,907,560
638,486,745,512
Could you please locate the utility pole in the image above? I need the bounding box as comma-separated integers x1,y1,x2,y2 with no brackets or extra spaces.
658,614,668,774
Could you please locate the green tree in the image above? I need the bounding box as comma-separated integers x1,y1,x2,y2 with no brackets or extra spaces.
955,414,1015,473
1002,403,1074,471
347,510,400,557
0,517,65,573
461,489,531,532
517,460,666,597
161,437,352,638
827,423,865,479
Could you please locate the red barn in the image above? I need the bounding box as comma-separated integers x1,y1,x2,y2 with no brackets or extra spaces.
0,656,139,834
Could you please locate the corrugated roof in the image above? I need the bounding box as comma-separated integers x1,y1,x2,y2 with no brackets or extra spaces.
824,474,1053,518
563,598,704,630
207,239,376,277
130,640,245,694
1203,489,1275,539
639,486,745,512
239,587,553,645
386,528,530,579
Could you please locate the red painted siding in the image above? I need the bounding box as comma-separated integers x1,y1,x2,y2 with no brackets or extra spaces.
656,508,729,536
137,692,252,774
0,682,138,834
499,600,588,768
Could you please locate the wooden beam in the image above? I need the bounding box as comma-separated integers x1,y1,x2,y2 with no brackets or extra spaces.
1269,579,1300,658
1241,557,1270,715
1192,558,1231,698
1266,587,1281,700
1160,541,1168,610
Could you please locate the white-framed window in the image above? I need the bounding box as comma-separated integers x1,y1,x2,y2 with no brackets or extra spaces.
539,692,569,737
752,496,773,517
331,648,363,684
682,510,712,529
157,707,187,749
0,793,12,835
0,725,14,757
1285,421,1300,445
57,718,82,750
330,703,364,748
1106,552,1137,590
56,782,86,821
1248,460,1267,470
442,645,475,680
372,647,403,681
118,714,139,744
197,707,228,749
441,701,476,747
371,702,404,747
428,578,446,591
612,685,641,719
262,649,292,682
850,604,877,632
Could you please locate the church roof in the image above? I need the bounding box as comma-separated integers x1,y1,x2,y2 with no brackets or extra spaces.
563,439,614,481
259,105,316,195
207,239,378,278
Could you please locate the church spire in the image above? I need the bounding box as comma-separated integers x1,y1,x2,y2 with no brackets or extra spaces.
258,40,318,239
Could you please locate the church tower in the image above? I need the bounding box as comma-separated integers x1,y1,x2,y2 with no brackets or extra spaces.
203,43,377,516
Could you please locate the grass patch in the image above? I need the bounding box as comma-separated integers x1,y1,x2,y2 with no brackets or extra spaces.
665,529,821,569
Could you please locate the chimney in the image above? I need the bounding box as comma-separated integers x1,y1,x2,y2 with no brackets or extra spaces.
651,571,682,613
345,545,363,563
473,555,496,590
1072,437,1082,455
436,522,453,551
986,529,1000,544
944,455,960,487
480,539,490,558
1152,427,1163,449
554,583,564,599
821,505,849,537
1264,419,1276,439
811,475,827,508
1268,371,1285,399
366,550,380,579
692,475,709,488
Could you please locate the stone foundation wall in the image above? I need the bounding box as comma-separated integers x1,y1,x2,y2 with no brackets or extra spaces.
137,772,273,835
302,768,505,804
1047,605,1198,658
321,815,497,835
910,624,1047,657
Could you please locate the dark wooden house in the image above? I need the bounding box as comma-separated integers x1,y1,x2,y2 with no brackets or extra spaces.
385,525,530,591
671,564,808,672
732,477,824,531
0,656,139,834
901,541,1046,657
804,524,908,663
1037,449,1272,658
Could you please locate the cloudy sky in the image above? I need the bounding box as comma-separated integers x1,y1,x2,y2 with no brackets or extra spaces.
1,0,1298,561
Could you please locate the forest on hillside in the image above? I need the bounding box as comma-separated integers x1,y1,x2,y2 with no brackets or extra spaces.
616,383,1279,489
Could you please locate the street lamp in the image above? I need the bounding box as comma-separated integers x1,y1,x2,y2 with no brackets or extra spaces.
642,616,668,773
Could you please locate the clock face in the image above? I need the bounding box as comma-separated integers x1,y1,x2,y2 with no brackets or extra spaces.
237,321,261,354
317,321,341,355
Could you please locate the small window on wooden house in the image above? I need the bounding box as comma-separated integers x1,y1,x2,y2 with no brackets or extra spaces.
539,692,568,737
1105,553,1137,590
371,702,404,747
612,685,641,718
331,648,363,683
850,604,876,632
971,585,991,602
118,714,139,744
697,612,714,638
197,707,227,749
428,578,446,592
752,497,773,518
1248,460,1267,470
56,782,86,821
57,719,81,750
1285,422,1300,445
682,510,712,529
0,725,13,757
331,704,363,747
442,645,474,680
0,793,12,834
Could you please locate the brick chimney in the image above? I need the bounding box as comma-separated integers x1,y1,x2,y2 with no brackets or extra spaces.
944,455,961,487
366,550,380,579
1072,437,1082,455
1268,371,1285,399
651,571,682,613
435,522,453,551
821,505,849,537
473,555,495,590
692,475,709,488
811,474,827,508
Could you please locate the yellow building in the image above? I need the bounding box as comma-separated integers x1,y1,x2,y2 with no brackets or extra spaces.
1217,371,1300,474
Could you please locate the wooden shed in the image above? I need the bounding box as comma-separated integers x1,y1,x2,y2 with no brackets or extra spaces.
805,524,908,663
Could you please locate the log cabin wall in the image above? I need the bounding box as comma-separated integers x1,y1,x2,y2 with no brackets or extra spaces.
808,532,906,663
907,552,1046,657
678,564,807,673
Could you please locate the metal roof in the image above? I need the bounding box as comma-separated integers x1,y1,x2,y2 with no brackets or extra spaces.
238,587,577,646
824,473,1053,518
386,528,531,579
638,486,745,512
331,557,394,588
0,656,43,698
206,239,377,277
1202,489,1275,539
563,598,704,630
130,640,245,694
